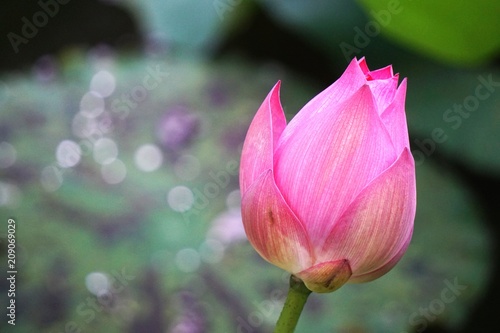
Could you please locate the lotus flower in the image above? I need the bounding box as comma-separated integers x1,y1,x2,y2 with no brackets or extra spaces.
239,58,416,293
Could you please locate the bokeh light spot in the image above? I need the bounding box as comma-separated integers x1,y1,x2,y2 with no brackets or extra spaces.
175,248,200,273
72,113,98,138
101,159,127,184
93,138,118,165
167,186,194,212
80,91,105,118
90,70,116,97
41,165,63,192
134,144,163,172
85,272,109,296
199,239,225,264
207,208,245,245
56,140,82,168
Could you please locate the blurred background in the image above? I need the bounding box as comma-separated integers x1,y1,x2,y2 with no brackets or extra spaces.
0,1,499,332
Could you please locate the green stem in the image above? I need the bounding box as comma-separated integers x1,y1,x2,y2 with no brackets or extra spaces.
273,275,312,333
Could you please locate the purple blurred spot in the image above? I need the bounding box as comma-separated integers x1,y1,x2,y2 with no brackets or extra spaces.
156,105,200,155
205,79,232,107
33,55,58,83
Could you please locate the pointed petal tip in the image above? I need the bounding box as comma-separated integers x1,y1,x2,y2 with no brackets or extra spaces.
240,78,289,194
268,80,282,102
358,57,369,73
399,77,407,89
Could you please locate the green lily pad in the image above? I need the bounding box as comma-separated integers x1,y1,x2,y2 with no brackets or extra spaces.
356,0,500,66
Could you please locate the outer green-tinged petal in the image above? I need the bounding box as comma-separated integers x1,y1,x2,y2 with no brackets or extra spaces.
319,149,416,280
241,170,314,273
295,259,352,293
239,81,286,194
274,86,397,244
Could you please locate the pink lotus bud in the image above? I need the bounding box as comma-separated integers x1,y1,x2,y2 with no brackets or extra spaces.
240,58,416,293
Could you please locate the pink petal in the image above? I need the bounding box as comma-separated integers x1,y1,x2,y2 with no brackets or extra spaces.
380,79,410,152
295,259,352,293
367,75,399,113
274,85,397,245
366,65,394,80
239,82,286,194
241,170,314,273
318,148,416,279
349,228,413,283
358,57,369,74
277,58,367,144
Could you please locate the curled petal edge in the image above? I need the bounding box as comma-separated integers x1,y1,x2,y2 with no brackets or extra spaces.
349,226,413,283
